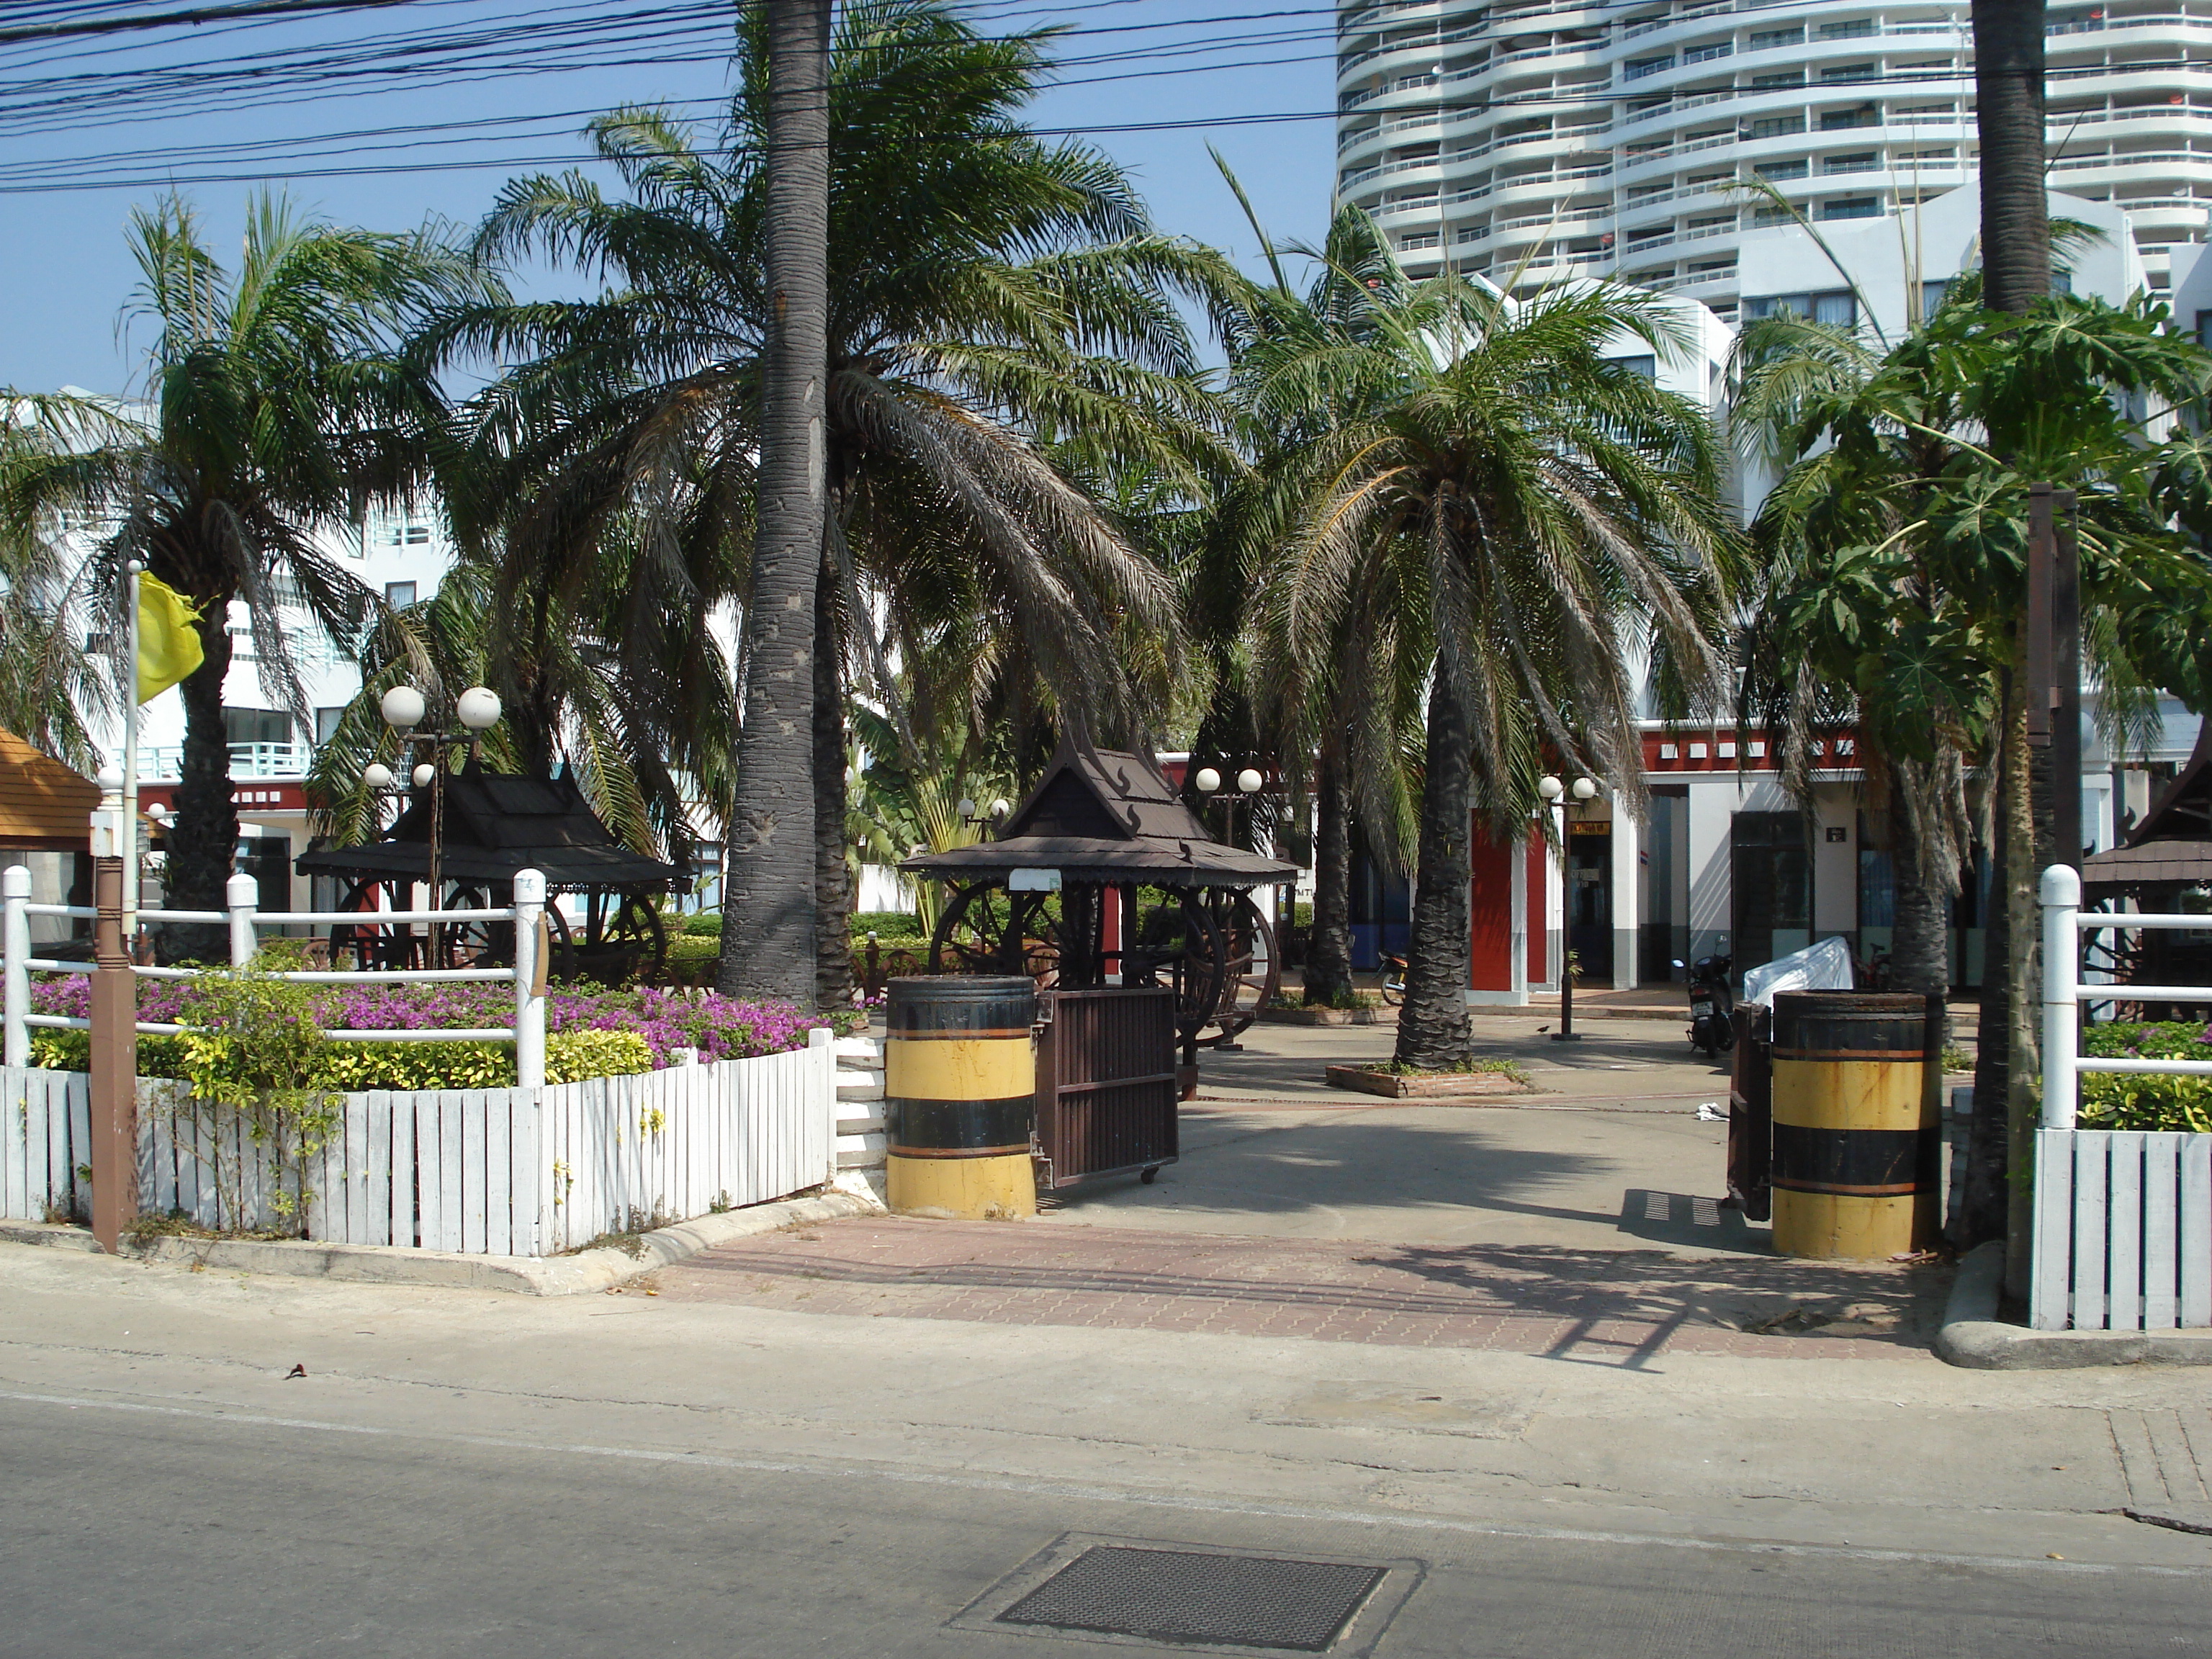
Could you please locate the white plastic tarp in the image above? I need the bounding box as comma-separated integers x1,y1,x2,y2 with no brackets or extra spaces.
1740,935,1856,1008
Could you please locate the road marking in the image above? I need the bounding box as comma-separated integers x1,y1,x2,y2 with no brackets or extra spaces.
0,1385,2201,1579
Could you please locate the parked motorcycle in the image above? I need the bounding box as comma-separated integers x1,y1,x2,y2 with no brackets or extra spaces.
1675,953,1736,1058
1379,950,1408,1005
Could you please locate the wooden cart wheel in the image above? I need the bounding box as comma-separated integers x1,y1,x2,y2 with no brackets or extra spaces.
1205,891,1280,1043
570,888,665,984
1129,890,1228,1044
543,901,578,982
330,878,417,971
930,883,1055,979
439,885,513,969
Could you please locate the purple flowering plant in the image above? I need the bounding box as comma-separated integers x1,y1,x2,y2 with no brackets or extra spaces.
29,976,827,1069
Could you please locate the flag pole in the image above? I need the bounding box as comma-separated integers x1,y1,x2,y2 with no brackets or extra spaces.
122,559,142,953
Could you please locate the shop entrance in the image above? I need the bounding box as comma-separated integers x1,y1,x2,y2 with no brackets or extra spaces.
1565,820,1613,984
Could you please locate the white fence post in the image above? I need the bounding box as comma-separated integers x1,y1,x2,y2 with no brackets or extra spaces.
2041,863,2080,1132
3,865,29,1069
810,1025,835,1184
225,871,258,968
513,868,546,1090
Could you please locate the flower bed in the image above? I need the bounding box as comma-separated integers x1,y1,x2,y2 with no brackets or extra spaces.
27,976,842,1089
2080,1022,2212,1132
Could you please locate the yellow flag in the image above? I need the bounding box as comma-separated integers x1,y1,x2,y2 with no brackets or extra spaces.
135,574,205,703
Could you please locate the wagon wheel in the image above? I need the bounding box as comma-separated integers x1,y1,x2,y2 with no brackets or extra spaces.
1128,889,1228,1043
928,883,1063,983
542,901,578,982
1205,891,1280,1043
438,885,514,970
330,878,418,971
570,889,665,984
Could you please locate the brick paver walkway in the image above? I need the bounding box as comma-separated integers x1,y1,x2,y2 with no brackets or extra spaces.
655,1219,1948,1364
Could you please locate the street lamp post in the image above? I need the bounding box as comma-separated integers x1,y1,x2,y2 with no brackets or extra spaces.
360,683,501,966
1539,774,1596,1041
1191,765,1263,845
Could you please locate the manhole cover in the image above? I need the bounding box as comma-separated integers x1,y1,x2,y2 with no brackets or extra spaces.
997,1545,1385,1652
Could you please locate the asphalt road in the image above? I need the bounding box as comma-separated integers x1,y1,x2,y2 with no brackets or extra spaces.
5,1386,2206,1658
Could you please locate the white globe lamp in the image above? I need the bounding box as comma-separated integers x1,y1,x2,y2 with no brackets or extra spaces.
362,763,395,791
1236,768,1264,795
1571,776,1599,801
379,685,426,730
456,686,502,732
1537,775,1563,802
411,763,436,788
1193,767,1221,795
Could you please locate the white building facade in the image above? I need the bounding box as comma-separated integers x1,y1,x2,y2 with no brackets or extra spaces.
1337,0,2212,320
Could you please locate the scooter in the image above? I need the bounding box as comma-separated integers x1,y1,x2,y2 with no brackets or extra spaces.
1676,953,1735,1058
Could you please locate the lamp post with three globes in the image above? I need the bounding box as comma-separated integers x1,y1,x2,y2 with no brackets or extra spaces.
357,683,503,965
1539,773,1597,1041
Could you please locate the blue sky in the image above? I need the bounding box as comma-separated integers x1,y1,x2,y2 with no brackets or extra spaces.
0,0,1336,393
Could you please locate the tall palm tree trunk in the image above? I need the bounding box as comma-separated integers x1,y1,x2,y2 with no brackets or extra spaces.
1973,0,2051,316
1303,747,1355,1006
719,0,832,1006
1885,751,1963,997
161,606,237,963
1393,673,1474,1071
814,557,855,1010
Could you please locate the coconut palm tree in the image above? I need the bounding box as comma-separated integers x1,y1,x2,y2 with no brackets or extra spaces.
0,195,487,952
436,0,1227,1007
0,399,111,770
1244,232,1737,1071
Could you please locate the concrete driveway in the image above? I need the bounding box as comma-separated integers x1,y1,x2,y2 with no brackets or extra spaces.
1035,1013,1771,1258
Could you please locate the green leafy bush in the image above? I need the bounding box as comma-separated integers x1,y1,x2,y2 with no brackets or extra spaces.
2077,1022,2212,1133
680,912,723,936
35,1024,654,1090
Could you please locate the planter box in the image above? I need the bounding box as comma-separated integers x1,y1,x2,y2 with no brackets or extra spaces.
1325,1064,1531,1100
1257,1005,1397,1026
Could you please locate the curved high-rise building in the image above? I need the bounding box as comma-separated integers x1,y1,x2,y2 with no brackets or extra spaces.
1335,0,2212,320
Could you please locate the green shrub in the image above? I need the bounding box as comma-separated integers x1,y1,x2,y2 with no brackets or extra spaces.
680,912,723,936
2077,1022,2212,1133
35,1025,655,1091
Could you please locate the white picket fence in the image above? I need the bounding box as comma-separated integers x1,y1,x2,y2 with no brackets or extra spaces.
2,1034,835,1256
2033,865,2212,1331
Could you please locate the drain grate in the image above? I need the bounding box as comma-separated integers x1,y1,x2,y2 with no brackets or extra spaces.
996,1545,1386,1653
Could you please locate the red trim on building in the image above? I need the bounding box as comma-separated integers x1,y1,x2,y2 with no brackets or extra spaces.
1524,837,1547,984
1469,820,1514,992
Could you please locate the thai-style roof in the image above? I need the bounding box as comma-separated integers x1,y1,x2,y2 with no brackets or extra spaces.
0,727,97,852
902,735,1297,889
2084,717,2212,891
297,767,683,889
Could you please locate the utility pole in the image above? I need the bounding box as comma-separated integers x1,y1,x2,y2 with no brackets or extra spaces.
720,0,833,1005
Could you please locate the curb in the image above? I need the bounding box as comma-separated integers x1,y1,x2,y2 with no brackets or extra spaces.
1935,1241,2212,1369
0,1191,878,1297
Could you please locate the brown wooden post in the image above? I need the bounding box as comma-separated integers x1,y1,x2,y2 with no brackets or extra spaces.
88,851,138,1253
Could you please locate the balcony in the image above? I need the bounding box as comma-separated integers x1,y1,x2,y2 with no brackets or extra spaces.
135,741,317,782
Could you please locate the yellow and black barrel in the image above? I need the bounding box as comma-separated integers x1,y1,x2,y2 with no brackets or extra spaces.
884,976,1038,1220
1769,990,1941,1259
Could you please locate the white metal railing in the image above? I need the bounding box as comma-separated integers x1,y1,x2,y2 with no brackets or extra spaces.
2034,863,2212,1332
2,866,549,1087
132,741,318,782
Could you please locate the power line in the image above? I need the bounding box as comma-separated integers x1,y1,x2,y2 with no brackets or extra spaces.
0,0,427,47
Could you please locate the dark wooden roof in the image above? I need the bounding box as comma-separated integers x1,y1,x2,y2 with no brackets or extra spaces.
2084,717,2212,891
0,727,96,852
297,767,683,889
902,736,1296,889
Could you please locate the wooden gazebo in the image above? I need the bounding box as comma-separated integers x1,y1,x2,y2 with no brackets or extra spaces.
902,734,1297,1046
2082,718,2212,1015
297,765,683,979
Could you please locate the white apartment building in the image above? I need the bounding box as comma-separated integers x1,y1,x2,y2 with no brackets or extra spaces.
1336,0,2212,320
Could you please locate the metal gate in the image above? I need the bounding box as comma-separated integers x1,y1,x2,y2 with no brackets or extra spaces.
1034,986,1178,1189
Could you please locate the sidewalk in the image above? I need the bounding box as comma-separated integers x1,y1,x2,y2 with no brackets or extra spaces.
656,1217,1944,1362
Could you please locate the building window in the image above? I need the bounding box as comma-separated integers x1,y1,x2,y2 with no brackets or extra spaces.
1819,62,1876,83
1755,158,1809,180
378,522,431,547
384,581,418,608
1823,151,1879,174
1750,70,1804,89
1683,40,1732,63
1752,204,1801,225
1744,290,1857,328
1606,354,1658,378
314,707,346,744
1625,54,1675,80
1744,114,1806,140
1817,17,1876,39
1455,225,1485,243
1400,231,1439,250
1819,106,1880,131
223,709,292,749
1819,195,1881,219
1924,279,1956,315
1748,25,1802,49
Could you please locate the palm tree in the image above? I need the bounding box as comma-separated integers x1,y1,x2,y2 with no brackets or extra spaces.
1244,233,1737,1070
438,0,1225,1008
0,398,111,770
0,196,486,953
1974,0,2051,315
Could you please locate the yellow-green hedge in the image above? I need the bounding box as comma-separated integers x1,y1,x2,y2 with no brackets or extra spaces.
30,1028,653,1090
